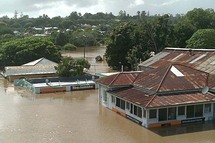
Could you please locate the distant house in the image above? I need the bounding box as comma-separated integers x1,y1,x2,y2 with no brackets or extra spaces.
95,64,215,128
1,58,58,81
139,47,215,75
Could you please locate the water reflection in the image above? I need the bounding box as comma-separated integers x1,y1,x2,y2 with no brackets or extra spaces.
150,121,215,137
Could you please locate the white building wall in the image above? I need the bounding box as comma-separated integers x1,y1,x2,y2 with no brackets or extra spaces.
34,88,40,94
66,86,71,92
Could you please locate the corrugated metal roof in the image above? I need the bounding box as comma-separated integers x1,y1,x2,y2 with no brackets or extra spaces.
134,64,208,92
112,88,214,108
23,57,57,66
95,71,140,86
139,48,215,75
97,63,214,108
4,65,56,76
147,92,214,108
3,58,57,76
111,88,154,106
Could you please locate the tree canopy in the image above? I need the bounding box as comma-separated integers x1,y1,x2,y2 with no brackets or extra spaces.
186,29,215,49
55,57,90,77
0,37,61,66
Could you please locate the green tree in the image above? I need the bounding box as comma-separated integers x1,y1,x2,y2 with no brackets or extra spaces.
0,37,61,66
186,29,215,49
185,8,215,29
106,23,151,70
55,32,69,46
55,57,90,77
173,19,196,47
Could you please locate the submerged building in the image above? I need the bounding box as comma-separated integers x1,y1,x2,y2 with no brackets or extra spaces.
95,64,215,128
1,58,57,81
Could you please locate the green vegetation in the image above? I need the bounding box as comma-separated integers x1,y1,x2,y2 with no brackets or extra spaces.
0,8,215,71
0,37,61,66
63,43,77,51
186,29,215,49
55,57,90,77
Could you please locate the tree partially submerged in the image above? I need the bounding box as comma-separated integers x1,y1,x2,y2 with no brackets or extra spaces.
186,29,215,49
55,57,90,77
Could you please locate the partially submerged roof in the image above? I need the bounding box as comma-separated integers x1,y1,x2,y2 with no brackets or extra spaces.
3,58,57,76
23,57,57,66
112,88,214,108
139,48,215,74
97,63,214,108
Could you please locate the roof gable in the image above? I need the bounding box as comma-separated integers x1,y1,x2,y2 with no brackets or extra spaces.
23,57,57,66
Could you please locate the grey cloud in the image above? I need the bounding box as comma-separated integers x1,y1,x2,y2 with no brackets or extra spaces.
0,0,215,17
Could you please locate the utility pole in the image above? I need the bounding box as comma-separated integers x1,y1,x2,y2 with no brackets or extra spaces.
83,35,86,58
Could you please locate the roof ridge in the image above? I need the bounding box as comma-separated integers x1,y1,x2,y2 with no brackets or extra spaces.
132,71,142,84
109,72,121,86
155,64,172,92
145,94,157,108
35,57,44,65
145,64,172,108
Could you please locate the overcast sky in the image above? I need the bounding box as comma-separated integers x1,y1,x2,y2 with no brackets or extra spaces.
0,0,215,18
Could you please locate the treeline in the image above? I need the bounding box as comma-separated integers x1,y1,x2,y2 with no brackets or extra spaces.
0,8,215,70
105,8,215,70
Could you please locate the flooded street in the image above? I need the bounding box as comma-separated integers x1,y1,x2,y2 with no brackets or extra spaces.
0,47,215,143
1,78,215,143
61,46,114,74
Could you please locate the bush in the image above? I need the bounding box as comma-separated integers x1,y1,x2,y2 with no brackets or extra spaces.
63,43,77,51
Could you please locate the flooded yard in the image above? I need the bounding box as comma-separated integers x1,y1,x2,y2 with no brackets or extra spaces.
0,47,215,143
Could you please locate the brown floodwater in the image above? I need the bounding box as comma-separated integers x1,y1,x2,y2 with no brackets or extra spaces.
1,47,215,143
61,46,114,74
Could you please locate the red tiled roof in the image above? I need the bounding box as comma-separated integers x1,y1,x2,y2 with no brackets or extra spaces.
95,72,140,86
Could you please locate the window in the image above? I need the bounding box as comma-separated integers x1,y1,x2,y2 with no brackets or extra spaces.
178,106,185,116
195,105,203,117
103,93,107,102
115,97,125,110
149,109,157,119
121,100,125,110
143,109,146,118
133,105,142,118
187,105,194,118
116,98,120,107
134,105,137,116
130,104,133,114
204,103,211,113
111,96,115,103
159,108,167,121
137,107,142,118
168,107,176,120
126,102,130,110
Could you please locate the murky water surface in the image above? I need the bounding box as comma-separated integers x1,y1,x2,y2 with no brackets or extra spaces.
1,47,215,143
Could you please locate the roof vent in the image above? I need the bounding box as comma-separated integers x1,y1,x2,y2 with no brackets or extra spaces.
189,49,194,56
